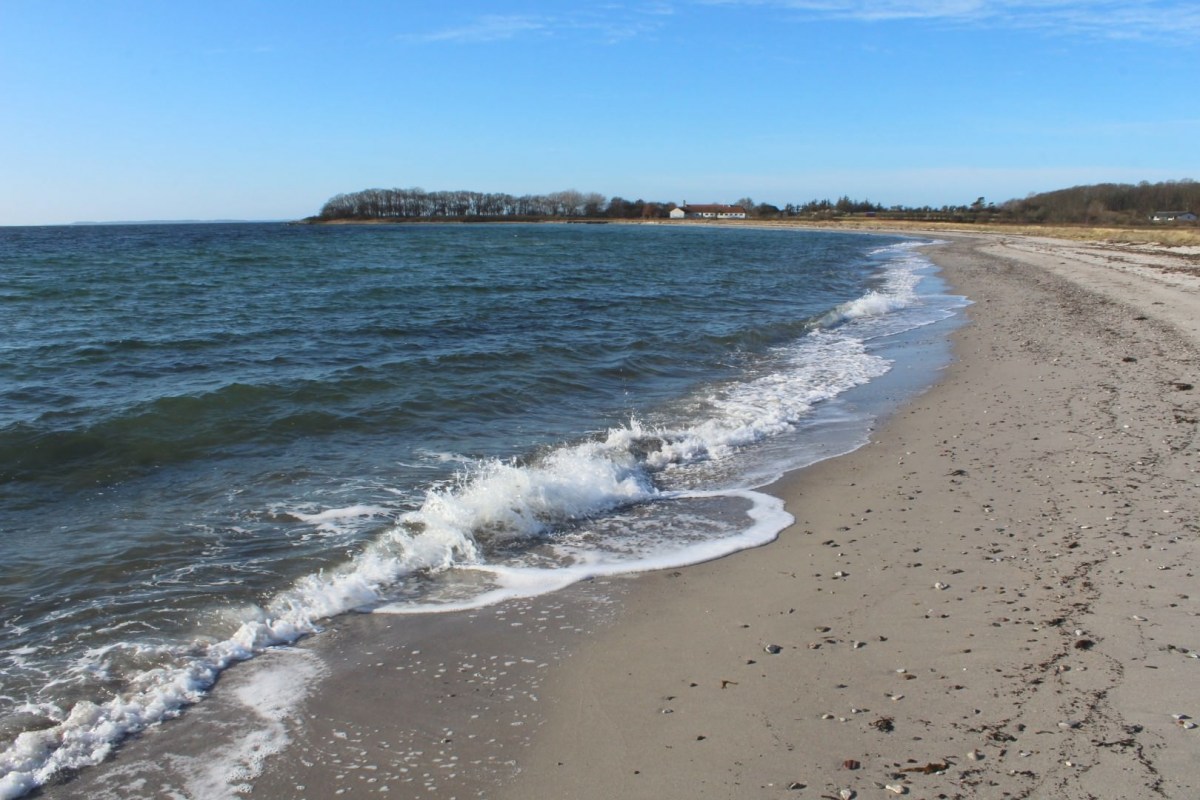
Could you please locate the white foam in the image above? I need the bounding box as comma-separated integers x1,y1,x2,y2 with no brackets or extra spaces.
376,488,792,614
179,649,325,800
820,243,925,328
291,504,390,526
0,641,244,800
639,332,890,470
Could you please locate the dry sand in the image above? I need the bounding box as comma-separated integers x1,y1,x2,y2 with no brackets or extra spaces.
39,232,1200,800
496,233,1200,799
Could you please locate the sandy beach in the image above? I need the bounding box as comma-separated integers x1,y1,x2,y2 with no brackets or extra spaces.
491,233,1200,799
38,231,1200,800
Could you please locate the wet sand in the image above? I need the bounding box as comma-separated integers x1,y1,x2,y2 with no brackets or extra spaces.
40,232,1200,799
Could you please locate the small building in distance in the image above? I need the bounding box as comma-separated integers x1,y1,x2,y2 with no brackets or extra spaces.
1150,210,1198,223
669,204,748,220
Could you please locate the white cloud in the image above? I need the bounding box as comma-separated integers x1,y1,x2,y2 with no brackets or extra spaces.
700,0,1200,41
405,15,550,44
405,5,676,45
404,5,672,46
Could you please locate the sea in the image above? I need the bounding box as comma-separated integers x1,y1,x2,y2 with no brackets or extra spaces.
0,221,967,797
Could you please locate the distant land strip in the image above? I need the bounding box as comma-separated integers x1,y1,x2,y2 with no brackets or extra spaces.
307,180,1200,230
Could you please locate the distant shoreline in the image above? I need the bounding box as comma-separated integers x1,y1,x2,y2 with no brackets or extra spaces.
301,215,1200,247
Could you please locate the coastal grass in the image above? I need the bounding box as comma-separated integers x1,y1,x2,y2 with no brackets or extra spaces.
711,217,1200,247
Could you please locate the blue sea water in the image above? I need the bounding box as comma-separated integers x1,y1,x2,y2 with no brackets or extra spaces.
0,222,966,796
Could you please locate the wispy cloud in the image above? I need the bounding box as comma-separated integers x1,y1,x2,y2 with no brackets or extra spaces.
701,0,1200,42
404,14,550,44
403,5,672,46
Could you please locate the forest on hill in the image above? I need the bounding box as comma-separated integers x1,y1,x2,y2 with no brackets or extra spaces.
995,180,1200,225
310,180,1198,226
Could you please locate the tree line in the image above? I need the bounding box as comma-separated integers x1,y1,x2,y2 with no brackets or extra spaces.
315,188,674,220
995,179,1200,225
312,180,1197,226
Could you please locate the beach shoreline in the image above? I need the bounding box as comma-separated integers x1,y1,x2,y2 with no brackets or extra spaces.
34,231,1200,799
491,233,1200,799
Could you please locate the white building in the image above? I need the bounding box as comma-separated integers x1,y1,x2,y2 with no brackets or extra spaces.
1150,210,1198,222
670,204,748,220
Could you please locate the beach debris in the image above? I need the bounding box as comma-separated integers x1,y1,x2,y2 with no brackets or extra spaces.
1074,639,1095,650
786,781,805,790
934,581,950,591
839,789,856,800
721,679,738,689
822,713,836,720
901,761,950,775
967,749,983,761
1058,720,1082,729
765,644,783,654
1131,615,1147,622
842,759,861,770
884,783,908,795
871,716,895,733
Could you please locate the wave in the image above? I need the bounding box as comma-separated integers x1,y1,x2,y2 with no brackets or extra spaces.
0,238,950,798
818,241,929,329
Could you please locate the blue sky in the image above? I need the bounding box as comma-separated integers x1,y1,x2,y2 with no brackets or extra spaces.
1,1,1197,225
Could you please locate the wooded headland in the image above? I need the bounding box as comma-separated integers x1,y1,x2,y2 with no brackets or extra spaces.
306,180,1200,243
